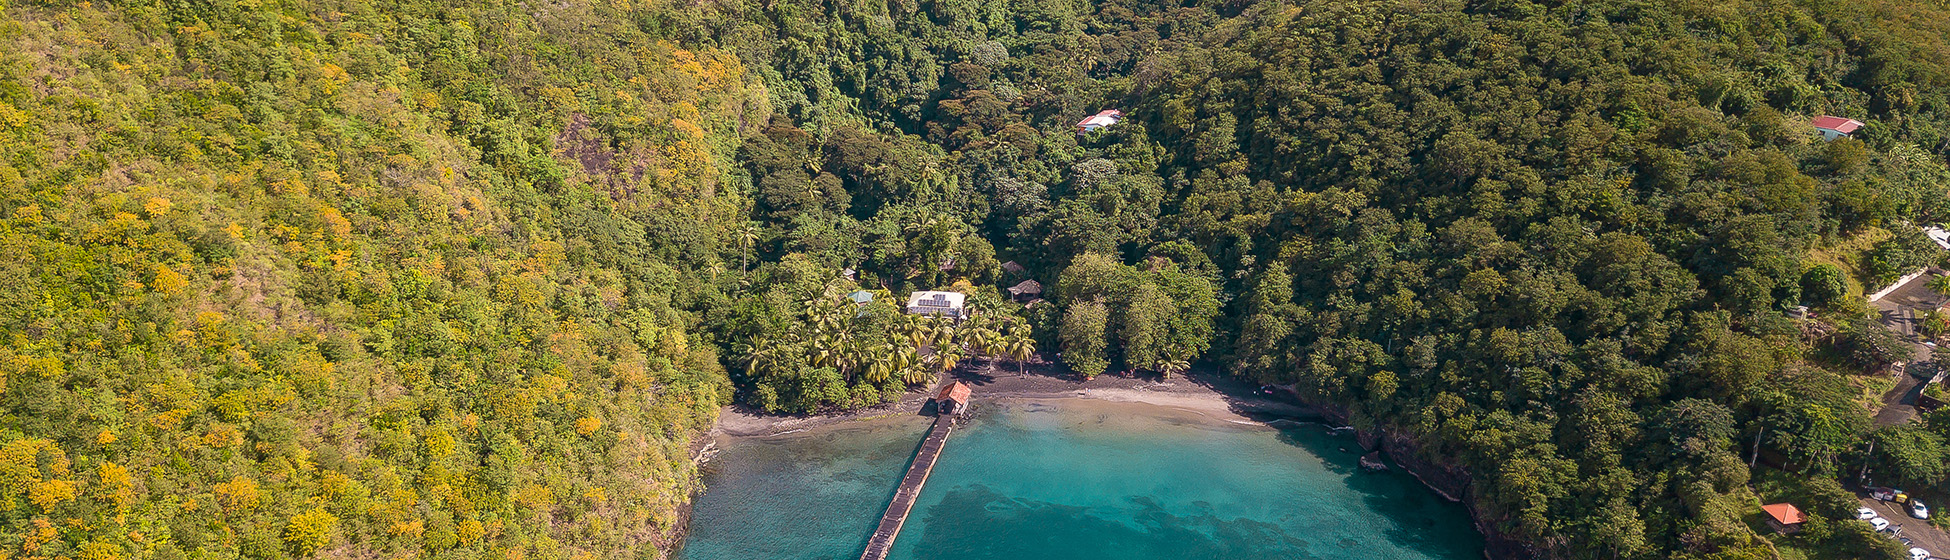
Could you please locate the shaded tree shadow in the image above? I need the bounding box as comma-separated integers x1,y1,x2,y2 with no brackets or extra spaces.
1267,422,1485,557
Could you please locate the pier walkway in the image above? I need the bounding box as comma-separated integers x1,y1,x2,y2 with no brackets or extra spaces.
859,411,956,560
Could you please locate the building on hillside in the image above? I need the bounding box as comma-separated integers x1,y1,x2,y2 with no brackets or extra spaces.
934,381,972,415
1761,503,1806,534
906,291,967,319
1076,109,1123,134
1812,115,1863,141
1926,226,1950,251
1007,279,1043,303
847,290,878,318
1001,261,1026,275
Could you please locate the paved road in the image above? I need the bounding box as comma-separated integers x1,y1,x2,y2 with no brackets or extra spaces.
1877,375,1924,426
1875,345,1934,427
1859,272,1950,556
1872,271,1948,337
1861,496,1950,557
1871,270,1942,426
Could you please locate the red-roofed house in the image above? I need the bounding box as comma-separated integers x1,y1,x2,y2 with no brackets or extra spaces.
934,381,972,415
1812,115,1864,141
1076,109,1123,134
1761,503,1806,534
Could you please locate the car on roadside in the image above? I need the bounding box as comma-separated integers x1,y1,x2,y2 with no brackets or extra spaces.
1862,507,1882,520
1909,547,1930,560
1872,517,1892,532
1911,499,1931,520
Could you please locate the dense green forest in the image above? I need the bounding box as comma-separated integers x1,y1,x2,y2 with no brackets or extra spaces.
6,0,1950,557
0,0,750,558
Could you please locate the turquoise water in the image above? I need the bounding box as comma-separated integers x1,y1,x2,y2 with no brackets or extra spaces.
677,399,1483,560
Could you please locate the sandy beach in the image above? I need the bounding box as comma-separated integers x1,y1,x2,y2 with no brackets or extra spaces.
713,358,1319,438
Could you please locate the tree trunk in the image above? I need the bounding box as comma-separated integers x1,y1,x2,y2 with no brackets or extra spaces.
1750,427,1763,469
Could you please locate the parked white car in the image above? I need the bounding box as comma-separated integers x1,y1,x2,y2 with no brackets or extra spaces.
1909,547,1930,560
1912,499,1931,520
1861,507,1881,520
1872,517,1892,532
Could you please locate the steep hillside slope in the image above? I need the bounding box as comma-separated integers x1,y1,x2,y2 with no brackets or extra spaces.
7,0,1950,557
0,0,754,558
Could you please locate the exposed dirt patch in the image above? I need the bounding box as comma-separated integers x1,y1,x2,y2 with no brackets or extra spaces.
555,113,616,178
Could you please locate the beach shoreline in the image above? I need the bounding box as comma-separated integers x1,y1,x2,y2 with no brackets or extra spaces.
712,359,1321,439
677,367,1491,560
679,360,1512,560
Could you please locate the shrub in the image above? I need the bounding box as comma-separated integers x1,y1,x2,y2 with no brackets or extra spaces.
1800,264,1849,307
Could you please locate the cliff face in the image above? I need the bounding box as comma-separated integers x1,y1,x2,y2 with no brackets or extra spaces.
1296,395,1541,560
1362,427,1541,560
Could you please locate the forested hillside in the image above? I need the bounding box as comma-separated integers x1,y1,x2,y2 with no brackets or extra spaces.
0,0,751,558
6,0,1950,557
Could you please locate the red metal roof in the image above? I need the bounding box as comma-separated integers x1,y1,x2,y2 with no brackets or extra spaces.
1761,503,1806,525
935,381,971,403
1075,109,1124,128
1811,115,1863,133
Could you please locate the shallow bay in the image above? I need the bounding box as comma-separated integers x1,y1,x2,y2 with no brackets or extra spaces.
678,399,1483,560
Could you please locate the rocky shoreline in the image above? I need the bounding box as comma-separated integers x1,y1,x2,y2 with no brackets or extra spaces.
1295,393,1528,560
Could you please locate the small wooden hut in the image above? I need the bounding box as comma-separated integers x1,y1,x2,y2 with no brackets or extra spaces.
1007,279,1043,302
934,381,972,416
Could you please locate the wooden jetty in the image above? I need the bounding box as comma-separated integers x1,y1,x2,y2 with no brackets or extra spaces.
860,382,970,560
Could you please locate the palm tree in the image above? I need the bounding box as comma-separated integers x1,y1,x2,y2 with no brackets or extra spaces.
898,315,929,348
738,222,761,275
929,321,957,348
891,344,918,375
1925,309,1950,338
962,320,999,360
936,344,966,372
1155,357,1191,379
1931,274,1950,297
901,363,934,385
807,334,842,372
831,330,865,378
863,345,895,384
1003,328,1037,375
804,297,842,335
894,345,929,385
742,338,784,379
838,333,866,379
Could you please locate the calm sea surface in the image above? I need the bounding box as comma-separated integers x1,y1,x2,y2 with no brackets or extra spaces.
676,399,1483,560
